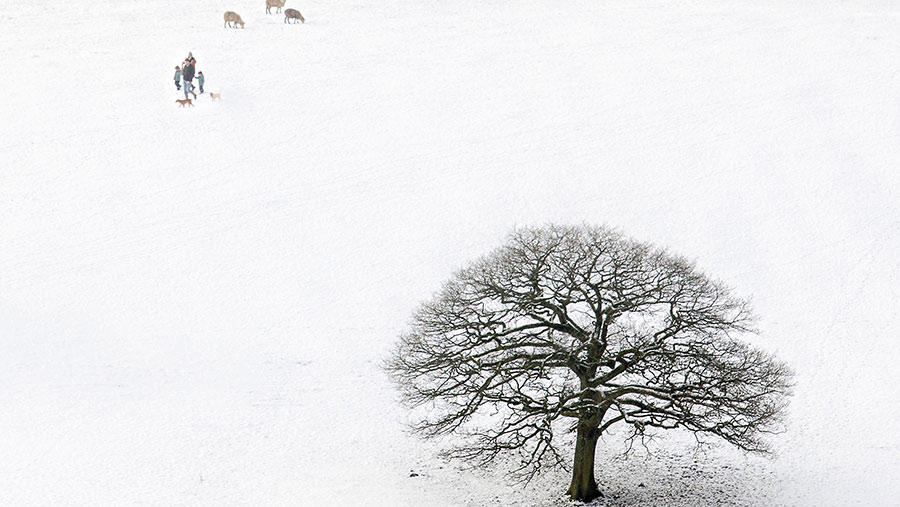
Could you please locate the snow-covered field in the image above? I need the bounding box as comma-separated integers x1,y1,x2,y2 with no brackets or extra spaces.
2,0,899,505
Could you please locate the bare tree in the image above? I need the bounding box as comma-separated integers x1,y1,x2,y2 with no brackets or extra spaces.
386,225,792,502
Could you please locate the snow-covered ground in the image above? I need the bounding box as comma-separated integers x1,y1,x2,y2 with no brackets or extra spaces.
2,0,899,505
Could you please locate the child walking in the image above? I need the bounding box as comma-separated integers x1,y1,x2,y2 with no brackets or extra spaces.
174,66,181,90
197,71,205,94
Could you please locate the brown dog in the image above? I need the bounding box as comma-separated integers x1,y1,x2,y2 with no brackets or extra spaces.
209,92,221,102
176,98,194,107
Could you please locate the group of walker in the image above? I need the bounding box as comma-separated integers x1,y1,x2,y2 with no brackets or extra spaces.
173,52,205,100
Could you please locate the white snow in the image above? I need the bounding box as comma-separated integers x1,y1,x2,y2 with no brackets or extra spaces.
1,0,899,505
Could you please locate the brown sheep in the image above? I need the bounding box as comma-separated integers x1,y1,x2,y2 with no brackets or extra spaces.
284,8,305,24
266,0,286,14
224,11,245,28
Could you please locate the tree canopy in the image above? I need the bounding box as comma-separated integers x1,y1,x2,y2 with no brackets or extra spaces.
387,224,792,501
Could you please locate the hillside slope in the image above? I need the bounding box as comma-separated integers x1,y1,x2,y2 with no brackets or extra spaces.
1,1,898,505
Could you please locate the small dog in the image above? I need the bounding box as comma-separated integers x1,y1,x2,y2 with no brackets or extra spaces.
209,92,221,102
176,98,194,107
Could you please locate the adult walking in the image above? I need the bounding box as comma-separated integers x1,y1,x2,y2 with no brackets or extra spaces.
182,59,197,99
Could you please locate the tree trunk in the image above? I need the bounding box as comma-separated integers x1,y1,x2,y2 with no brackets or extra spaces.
566,421,602,502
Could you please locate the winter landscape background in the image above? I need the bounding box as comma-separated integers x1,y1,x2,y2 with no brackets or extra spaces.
1,0,899,505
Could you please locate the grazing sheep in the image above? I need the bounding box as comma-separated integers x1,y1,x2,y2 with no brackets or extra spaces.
266,0,286,14
224,11,245,28
284,8,305,24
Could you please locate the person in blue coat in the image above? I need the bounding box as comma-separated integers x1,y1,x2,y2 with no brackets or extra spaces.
197,71,205,94
174,66,182,90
